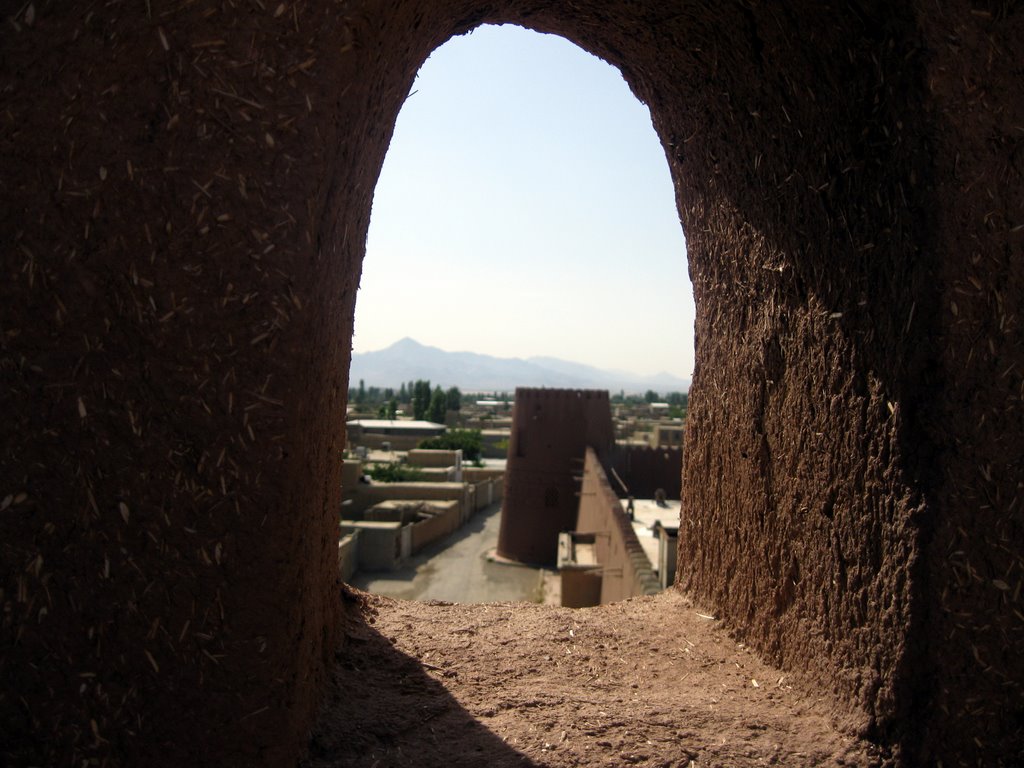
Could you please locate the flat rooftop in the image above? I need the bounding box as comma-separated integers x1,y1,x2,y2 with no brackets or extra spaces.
347,419,446,430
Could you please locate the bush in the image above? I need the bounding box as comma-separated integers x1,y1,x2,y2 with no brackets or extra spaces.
418,429,483,462
366,463,424,483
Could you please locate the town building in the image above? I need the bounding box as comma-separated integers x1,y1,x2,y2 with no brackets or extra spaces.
338,446,505,578
345,419,446,450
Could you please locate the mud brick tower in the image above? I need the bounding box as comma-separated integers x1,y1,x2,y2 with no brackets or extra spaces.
497,388,614,565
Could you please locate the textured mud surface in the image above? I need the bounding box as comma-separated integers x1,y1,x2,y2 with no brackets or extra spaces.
305,588,878,768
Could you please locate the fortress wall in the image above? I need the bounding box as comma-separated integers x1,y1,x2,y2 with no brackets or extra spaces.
577,449,661,603
1,1,1020,765
609,445,683,501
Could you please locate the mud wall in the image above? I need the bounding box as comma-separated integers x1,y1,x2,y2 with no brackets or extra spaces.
410,502,461,553
498,388,614,564
913,7,1024,757
674,3,933,753
0,2,365,764
577,449,661,603
674,4,1023,762
345,482,471,517
609,445,683,500
1,1,1020,766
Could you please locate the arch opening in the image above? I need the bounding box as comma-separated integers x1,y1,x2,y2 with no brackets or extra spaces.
342,24,693,606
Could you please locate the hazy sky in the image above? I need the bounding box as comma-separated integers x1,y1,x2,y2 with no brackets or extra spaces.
356,24,695,378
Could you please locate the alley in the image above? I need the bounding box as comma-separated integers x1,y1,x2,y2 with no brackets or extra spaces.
350,501,542,603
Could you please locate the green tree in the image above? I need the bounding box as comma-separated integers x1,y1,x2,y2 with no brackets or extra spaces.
377,398,397,420
446,386,462,412
667,391,688,418
644,389,659,403
356,378,366,404
427,386,447,424
399,382,407,401
413,379,431,420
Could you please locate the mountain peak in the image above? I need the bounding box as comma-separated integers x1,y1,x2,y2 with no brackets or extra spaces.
389,337,424,349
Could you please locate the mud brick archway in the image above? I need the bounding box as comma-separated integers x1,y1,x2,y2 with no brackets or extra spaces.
1,1,1021,765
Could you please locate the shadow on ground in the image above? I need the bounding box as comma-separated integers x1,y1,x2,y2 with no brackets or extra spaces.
302,587,539,768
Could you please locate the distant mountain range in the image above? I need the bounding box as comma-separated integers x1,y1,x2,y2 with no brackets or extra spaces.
349,338,690,394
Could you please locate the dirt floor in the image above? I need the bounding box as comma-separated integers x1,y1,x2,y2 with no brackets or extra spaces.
303,587,883,768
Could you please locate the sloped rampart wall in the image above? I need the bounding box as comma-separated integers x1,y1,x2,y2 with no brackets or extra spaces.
577,449,661,603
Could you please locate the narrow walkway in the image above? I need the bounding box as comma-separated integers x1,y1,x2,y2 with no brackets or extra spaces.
304,589,879,767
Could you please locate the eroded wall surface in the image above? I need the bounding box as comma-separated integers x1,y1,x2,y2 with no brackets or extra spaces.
0,2,385,764
913,6,1024,757
675,2,1023,762
1,1,1020,765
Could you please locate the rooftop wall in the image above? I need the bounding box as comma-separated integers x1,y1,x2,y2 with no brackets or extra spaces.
406,449,461,468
